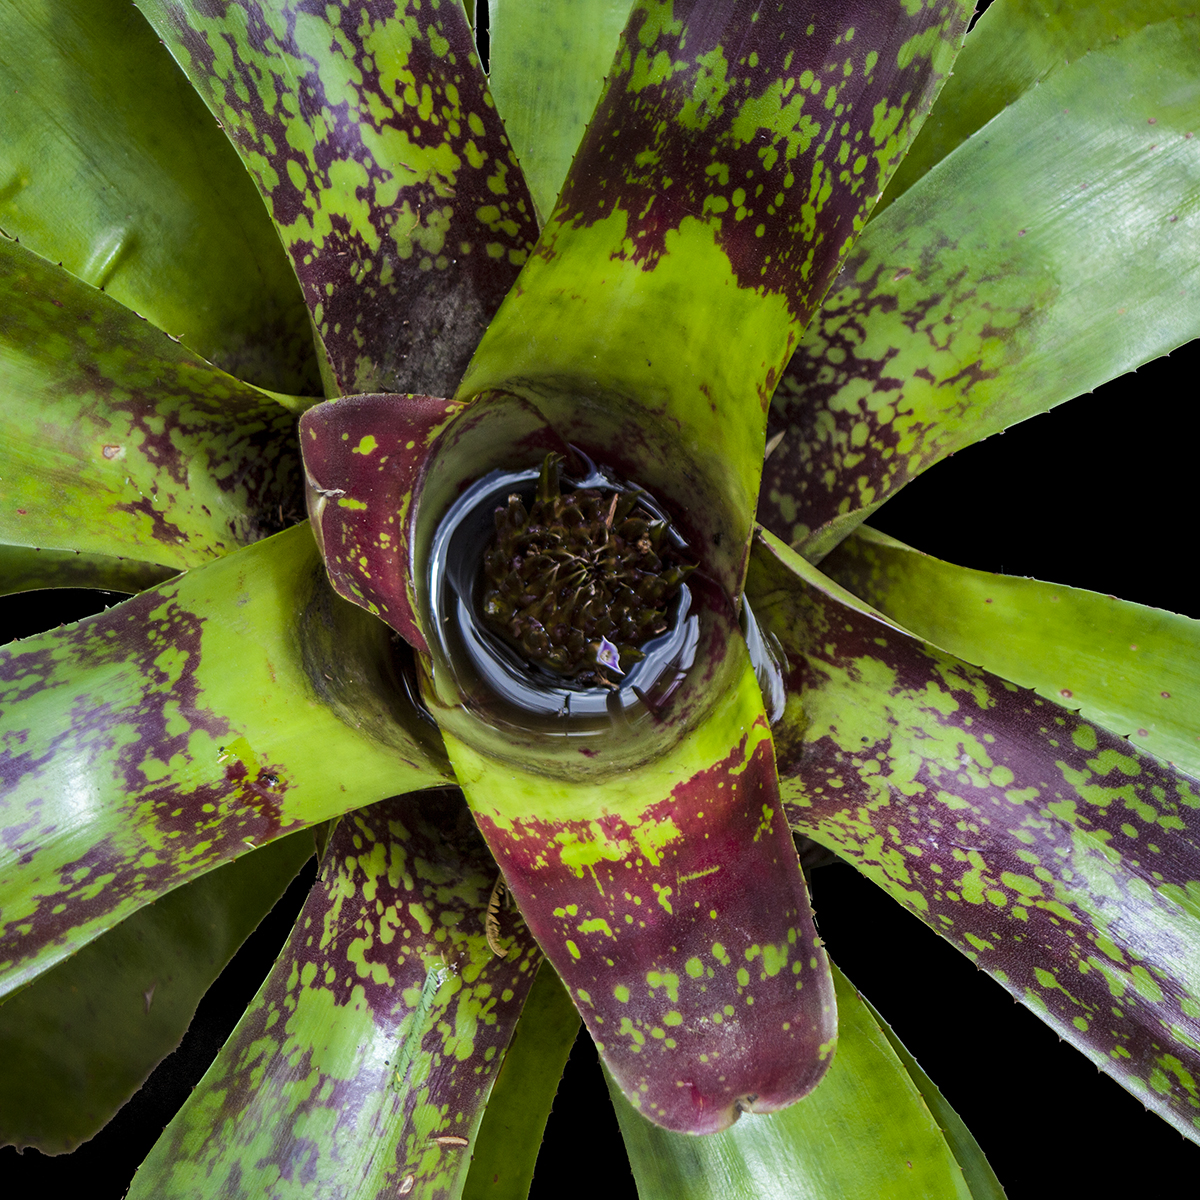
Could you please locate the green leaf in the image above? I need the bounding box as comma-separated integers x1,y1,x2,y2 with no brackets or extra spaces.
0,546,174,599
0,829,313,1154
608,961,980,1200
463,0,971,590
747,527,1200,1146
760,16,1200,559
857,990,1007,1200
0,0,320,395
879,0,1199,212
0,524,448,1001
135,0,539,398
0,238,306,572
823,525,1200,779
461,961,581,1200
128,791,544,1200
488,0,631,224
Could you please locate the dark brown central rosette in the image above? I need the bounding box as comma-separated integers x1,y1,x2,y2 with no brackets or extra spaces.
480,454,694,687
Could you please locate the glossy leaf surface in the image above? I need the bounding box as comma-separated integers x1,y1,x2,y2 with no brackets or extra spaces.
824,526,1200,779
0,238,304,571
0,829,313,1154
880,0,1199,210
129,791,543,1200
0,0,320,394
488,0,631,223
857,990,1006,1200
760,17,1200,558
136,0,539,398
460,964,580,1200
463,0,971,591
0,525,447,1000
0,547,173,600
747,529,1200,1145
443,647,835,1135
610,962,977,1199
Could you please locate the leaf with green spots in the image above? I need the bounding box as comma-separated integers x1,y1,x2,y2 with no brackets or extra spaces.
135,0,539,399
0,546,174,600
0,829,313,1154
760,16,1200,559
879,0,1199,212
128,790,544,1200
460,959,581,1200
823,525,1200,779
463,0,972,586
488,0,632,223
0,0,321,394
608,961,985,1199
0,524,448,1001
438,642,835,1136
0,238,308,572
747,527,1200,1147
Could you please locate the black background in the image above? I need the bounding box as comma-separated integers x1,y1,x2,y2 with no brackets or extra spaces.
5,0,1200,1191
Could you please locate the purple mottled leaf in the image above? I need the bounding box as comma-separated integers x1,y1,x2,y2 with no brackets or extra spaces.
447,650,835,1136
746,527,1200,1146
0,237,305,572
129,790,543,1200
461,0,972,597
0,526,447,999
0,546,174,599
759,17,1200,558
300,390,569,651
136,0,539,398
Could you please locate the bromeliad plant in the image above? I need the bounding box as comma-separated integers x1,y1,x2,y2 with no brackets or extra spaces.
1,0,1198,1193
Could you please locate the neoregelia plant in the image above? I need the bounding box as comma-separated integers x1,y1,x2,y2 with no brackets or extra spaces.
1,0,1198,1195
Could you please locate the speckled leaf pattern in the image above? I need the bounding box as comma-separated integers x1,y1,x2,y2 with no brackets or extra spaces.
0,830,313,1154
609,962,978,1200
488,0,632,223
129,791,543,1200
0,546,174,600
0,0,321,394
460,964,580,1200
0,238,305,572
444,649,835,1135
300,393,468,653
759,17,1200,559
0,525,447,1000
746,529,1200,1145
879,0,1199,213
136,0,539,398
824,526,1200,778
463,0,971,586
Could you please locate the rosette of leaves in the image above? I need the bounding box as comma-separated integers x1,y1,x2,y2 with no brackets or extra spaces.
1,0,1198,1196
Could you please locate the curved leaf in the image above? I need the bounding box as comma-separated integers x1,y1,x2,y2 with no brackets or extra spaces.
0,829,313,1154
0,524,448,1001
760,16,1200,559
857,990,1007,1200
488,0,632,223
823,525,1200,778
0,238,305,572
460,960,581,1200
136,0,539,398
880,0,1198,211
441,645,835,1136
608,961,979,1200
747,527,1200,1146
128,790,544,1200
0,546,174,600
464,0,971,588
0,0,320,394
